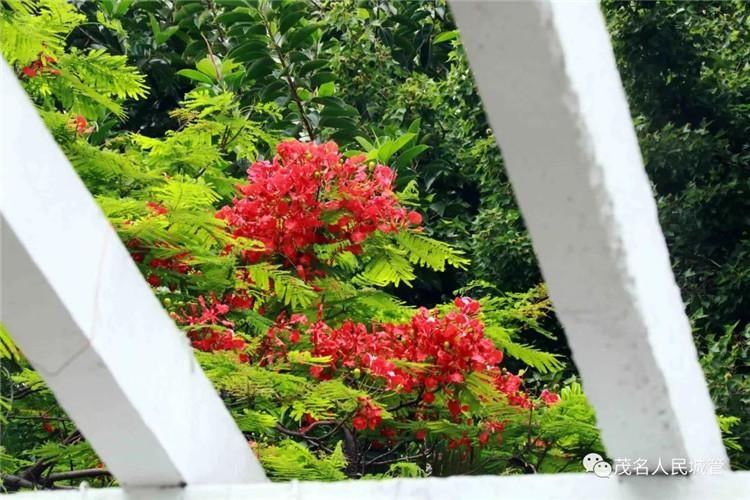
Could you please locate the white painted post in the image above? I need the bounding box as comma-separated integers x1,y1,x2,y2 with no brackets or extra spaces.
449,0,727,470
0,60,267,487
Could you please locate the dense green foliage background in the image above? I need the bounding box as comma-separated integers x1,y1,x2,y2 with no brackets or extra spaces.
0,0,748,489
605,0,750,468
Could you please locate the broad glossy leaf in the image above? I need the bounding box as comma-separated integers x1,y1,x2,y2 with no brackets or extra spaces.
319,116,358,130
176,69,214,84
395,145,430,169
299,59,329,75
246,56,275,79
286,24,321,48
434,30,459,44
318,81,335,97
279,8,306,34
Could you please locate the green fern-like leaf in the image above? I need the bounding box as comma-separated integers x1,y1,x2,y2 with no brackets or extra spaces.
396,230,469,272
236,409,278,435
355,248,416,287
0,0,84,65
260,440,347,481
247,263,316,309
484,326,563,374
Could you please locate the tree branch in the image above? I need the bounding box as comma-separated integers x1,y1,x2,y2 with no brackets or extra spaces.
258,12,316,141
387,391,423,413
368,451,429,467
44,468,111,484
0,473,35,491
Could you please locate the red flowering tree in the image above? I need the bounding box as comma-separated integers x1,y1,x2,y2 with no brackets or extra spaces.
117,139,591,478
0,2,602,483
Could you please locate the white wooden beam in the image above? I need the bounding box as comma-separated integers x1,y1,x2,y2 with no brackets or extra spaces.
448,0,727,469
0,60,266,486
8,472,750,500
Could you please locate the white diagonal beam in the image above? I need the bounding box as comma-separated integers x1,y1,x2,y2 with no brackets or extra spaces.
0,60,266,486
449,0,727,468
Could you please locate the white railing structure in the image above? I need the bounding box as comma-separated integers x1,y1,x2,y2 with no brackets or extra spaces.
1,1,748,499
0,45,266,488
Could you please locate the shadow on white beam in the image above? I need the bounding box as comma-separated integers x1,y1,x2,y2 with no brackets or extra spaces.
9,473,750,500
0,60,266,487
449,0,727,468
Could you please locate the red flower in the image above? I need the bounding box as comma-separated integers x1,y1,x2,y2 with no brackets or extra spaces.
540,389,560,406
40,414,55,434
259,298,515,413
352,397,382,431
453,296,480,315
68,115,93,135
146,201,168,215
172,294,247,355
309,365,325,379
447,399,463,417
226,292,254,310
478,431,490,446
352,416,367,431
415,429,427,440
21,54,60,79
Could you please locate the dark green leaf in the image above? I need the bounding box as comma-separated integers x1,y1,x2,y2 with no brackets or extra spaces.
311,71,335,86
216,9,254,25
300,59,329,75
246,56,275,79
279,8,306,34
395,145,430,169
319,116,358,130
285,24,321,48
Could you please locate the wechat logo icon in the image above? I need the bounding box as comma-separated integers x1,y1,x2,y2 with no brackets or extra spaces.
583,452,612,478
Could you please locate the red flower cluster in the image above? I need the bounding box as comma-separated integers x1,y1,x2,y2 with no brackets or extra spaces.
216,140,422,279
146,201,168,216
68,115,93,135
259,297,540,430
493,371,531,408
22,54,60,78
148,252,191,275
140,247,191,288
540,389,560,406
171,295,247,358
304,297,503,395
352,397,383,431
128,203,193,289
261,298,533,424
478,420,506,446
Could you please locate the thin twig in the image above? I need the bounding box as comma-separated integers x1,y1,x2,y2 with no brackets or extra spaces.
387,391,423,413
199,32,222,81
368,451,429,467
365,443,404,466
258,12,316,140
44,468,111,484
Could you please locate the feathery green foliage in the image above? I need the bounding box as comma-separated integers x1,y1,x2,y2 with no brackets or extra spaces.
0,0,611,490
